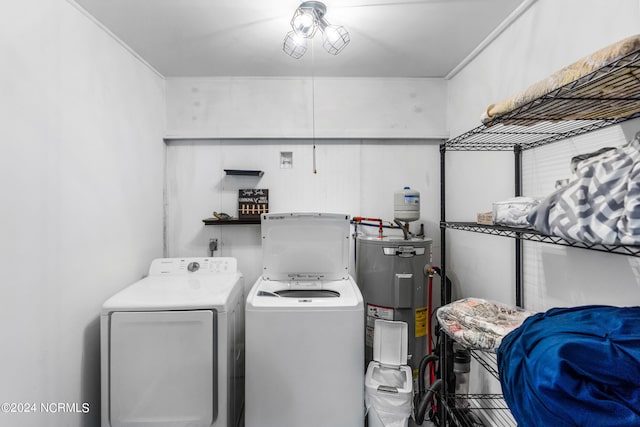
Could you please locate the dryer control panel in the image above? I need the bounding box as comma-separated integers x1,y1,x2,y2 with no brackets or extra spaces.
149,257,238,275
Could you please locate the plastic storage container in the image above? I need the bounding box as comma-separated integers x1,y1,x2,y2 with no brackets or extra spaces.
492,196,539,227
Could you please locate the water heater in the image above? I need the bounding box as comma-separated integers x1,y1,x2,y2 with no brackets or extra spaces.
356,235,432,375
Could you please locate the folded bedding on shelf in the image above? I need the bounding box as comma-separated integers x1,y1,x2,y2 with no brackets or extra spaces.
436,298,535,351
527,134,640,245
492,196,540,227
497,305,640,427
481,34,640,125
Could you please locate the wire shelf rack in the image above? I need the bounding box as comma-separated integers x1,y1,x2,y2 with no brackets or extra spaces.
470,350,499,381
441,351,516,426
442,395,517,427
441,222,640,257
444,49,640,151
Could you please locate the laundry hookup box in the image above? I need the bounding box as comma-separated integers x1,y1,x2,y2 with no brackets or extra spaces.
238,189,269,219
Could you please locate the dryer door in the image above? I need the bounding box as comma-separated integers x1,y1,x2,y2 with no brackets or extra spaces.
109,310,217,427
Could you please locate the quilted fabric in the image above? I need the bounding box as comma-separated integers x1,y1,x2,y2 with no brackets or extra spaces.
436,298,534,351
527,134,640,245
481,34,640,124
497,305,640,427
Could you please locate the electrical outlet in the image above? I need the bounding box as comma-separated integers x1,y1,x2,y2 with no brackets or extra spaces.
209,238,218,254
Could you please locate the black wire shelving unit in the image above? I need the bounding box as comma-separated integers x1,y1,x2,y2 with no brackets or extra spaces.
441,47,640,307
438,48,640,427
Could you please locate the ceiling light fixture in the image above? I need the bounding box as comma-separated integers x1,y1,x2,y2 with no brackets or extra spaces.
282,1,350,59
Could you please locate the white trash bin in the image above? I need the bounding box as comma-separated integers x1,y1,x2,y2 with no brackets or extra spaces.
365,319,413,427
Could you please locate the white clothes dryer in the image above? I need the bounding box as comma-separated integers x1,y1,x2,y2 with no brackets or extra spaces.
245,213,364,427
100,257,244,427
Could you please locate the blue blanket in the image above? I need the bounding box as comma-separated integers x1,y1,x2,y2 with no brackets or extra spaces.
497,305,640,427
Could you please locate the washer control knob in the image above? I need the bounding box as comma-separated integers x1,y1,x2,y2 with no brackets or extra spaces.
187,262,200,272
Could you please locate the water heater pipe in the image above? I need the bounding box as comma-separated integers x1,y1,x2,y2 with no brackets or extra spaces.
393,219,409,240
353,217,384,238
421,266,437,386
427,267,435,384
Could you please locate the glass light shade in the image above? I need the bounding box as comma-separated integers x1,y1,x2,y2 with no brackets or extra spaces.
291,9,317,37
322,25,350,55
283,31,308,59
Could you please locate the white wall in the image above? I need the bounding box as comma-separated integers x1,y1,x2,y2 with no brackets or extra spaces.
165,140,442,292
0,1,165,426
166,77,448,139
164,75,448,291
445,0,640,311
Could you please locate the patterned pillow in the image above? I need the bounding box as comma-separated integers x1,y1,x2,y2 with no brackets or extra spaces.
527,133,640,245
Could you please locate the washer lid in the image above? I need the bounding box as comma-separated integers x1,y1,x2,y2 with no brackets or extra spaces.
261,213,350,281
373,320,408,366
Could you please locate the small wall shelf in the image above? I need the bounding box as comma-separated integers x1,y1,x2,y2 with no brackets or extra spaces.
202,218,261,225
224,169,264,177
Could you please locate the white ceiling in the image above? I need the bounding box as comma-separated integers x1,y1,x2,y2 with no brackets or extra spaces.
74,0,524,78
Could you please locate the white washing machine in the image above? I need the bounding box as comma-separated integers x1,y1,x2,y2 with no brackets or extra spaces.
100,257,245,427
245,213,364,427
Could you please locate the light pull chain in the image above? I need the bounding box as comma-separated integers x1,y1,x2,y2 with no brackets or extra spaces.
311,37,317,174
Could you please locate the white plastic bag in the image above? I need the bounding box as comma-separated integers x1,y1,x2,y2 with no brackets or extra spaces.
365,388,412,427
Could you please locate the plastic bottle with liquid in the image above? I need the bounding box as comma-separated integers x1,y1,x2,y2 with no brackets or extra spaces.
453,349,471,409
